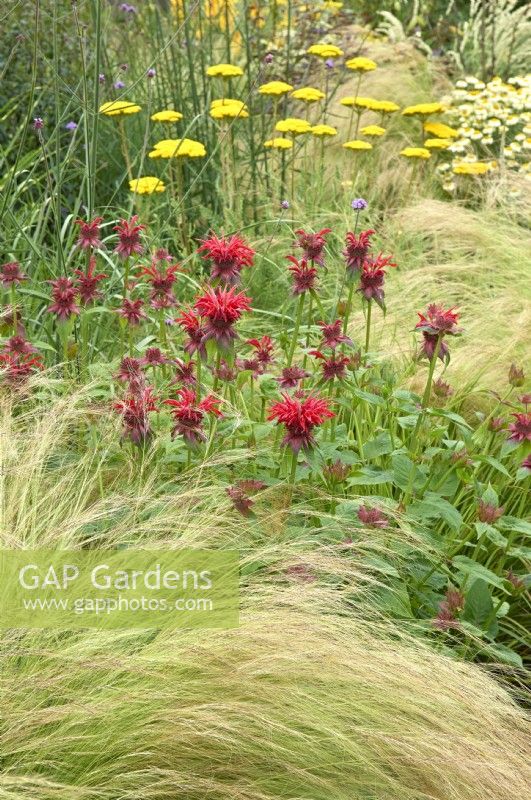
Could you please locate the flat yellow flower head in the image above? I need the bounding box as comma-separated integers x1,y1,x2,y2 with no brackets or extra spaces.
99,101,141,117
423,121,458,138
311,124,338,137
291,87,325,103
453,161,492,175
400,147,431,159
424,138,452,149
149,138,206,158
275,117,312,135
129,176,166,195
206,63,244,78
264,137,293,149
210,99,249,119
151,110,183,123
340,96,378,109
343,140,373,151
402,102,445,117
324,1,343,8
346,57,377,72
370,99,400,113
258,81,293,96
360,124,386,136
307,43,344,59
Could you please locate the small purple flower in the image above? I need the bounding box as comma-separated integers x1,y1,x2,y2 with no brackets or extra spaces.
33,117,44,131
147,67,156,79
99,73,106,84
351,198,367,210
119,4,137,13
325,58,335,69
264,52,274,64
280,199,290,210
114,80,125,90
65,121,78,131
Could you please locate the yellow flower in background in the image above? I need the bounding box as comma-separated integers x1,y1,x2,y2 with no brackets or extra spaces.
424,120,458,138
424,138,452,149
259,81,293,96
275,117,312,135
264,137,293,149
346,57,377,72
149,138,206,158
210,99,249,119
323,1,343,8
206,63,243,78
311,124,338,136
360,124,386,137
151,110,183,123
402,102,445,117
400,147,431,159
453,161,492,175
307,43,344,59
99,101,141,116
340,96,379,109
291,87,325,103
343,140,372,151
129,176,165,195
370,99,400,114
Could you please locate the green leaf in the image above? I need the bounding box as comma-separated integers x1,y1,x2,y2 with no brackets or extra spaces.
477,455,511,478
481,483,498,507
364,432,394,460
236,369,253,389
348,468,394,486
499,517,531,537
391,453,425,491
409,493,462,531
452,556,506,589
474,522,507,548
351,388,386,407
463,578,497,638
484,643,523,669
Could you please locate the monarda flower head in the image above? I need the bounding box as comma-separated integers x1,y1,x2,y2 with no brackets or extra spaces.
138,254,180,309
2,335,37,357
357,505,389,528
309,350,350,382
194,286,252,349
276,366,309,389
416,304,461,363
140,347,169,368
507,412,531,444
294,228,331,266
114,385,158,445
433,587,464,631
113,215,145,259
75,217,103,250
226,479,266,518
0,261,28,285
247,336,275,369
47,277,80,321
357,254,395,310
344,229,375,276
0,353,43,386
286,256,318,295
164,388,222,446
171,358,196,387
268,393,334,452
198,233,255,285
74,256,107,304
115,356,144,386
317,319,352,349
116,298,147,326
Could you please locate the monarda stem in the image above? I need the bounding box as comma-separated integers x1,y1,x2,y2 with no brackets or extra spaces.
412,333,443,443
342,280,355,336
364,299,372,353
286,293,305,367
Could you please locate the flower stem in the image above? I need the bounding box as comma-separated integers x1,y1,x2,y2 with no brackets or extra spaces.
364,300,372,353
287,293,305,367
412,333,442,445
342,280,355,336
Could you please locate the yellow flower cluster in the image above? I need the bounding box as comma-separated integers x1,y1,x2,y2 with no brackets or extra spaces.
307,43,343,59
129,176,166,195
343,140,372,151
402,102,445,117
259,81,293,96
149,138,206,159
346,57,377,72
264,137,293,149
206,63,243,78
275,117,312,135
151,110,183,123
400,147,431,159
292,87,325,103
311,124,337,137
99,101,141,117
210,99,249,119
361,125,385,137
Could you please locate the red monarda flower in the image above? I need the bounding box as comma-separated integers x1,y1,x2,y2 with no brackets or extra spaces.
115,356,144,385
2,335,37,357
194,286,252,349
433,588,464,631
113,215,145,259
357,254,395,309
0,352,43,386
416,304,461,363
175,308,207,359
75,217,103,250
172,358,196,386
141,347,169,368
164,388,222,446
247,336,275,368
507,412,531,444
310,350,350,382
47,277,80,321
477,500,504,524
198,233,255,285
276,366,309,389
117,298,147,326
357,505,389,528
74,256,107,304
114,385,158,445
268,393,334,452
294,228,331,266
226,479,266,518
138,254,181,309
0,261,28,285
344,229,375,276
286,256,317,295
318,319,352,349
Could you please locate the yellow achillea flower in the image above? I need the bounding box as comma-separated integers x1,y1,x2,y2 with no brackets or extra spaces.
402,102,445,117
370,99,400,113
206,63,243,78
311,124,338,137
149,138,206,158
424,138,452,149
99,101,141,116
343,140,372,151
324,1,343,8
258,81,293,96
340,96,379,109
307,43,344,59
151,110,183,123
129,176,165,195
424,120,458,138
400,147,431,159
346,57,377,72
291,87,325,103
275,117,312,135
453,161,492,175
360,124,386,136
264,138,293,149
210,99,248,119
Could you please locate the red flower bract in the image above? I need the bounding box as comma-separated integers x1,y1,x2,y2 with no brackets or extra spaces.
318,319,352,349
75,217,103,250
357,505,389,528
176,308,207,359
357,253,395,309
507,412,531,444
194,286,252,349
116,298,147,326
113,215,145,259
0,352,43,386
0,261,28,285
294,228,331,266
74,256,107,304
344,229,375,276
286,256,318,295
268,393,334,452
310,350,350,381
138,253,181,308
198,233,255,285
164,388,222,446
276,366,309,389
47,277,80,321
416,304,461,363
246,336,275,371
114,385,158,445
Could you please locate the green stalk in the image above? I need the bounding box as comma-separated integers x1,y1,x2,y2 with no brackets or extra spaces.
89,0,102,218
286,293,305,367
411,333,443,446
342,280,355,336
364,299,372,353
